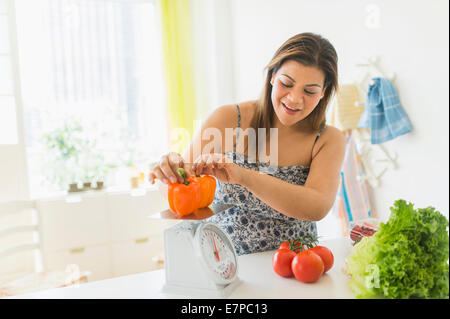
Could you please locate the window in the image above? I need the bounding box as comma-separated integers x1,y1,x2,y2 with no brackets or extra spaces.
0,2,19,145
14,0,168,197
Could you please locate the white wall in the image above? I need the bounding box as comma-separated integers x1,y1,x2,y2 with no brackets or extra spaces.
191,0,236,123
224,0,449,220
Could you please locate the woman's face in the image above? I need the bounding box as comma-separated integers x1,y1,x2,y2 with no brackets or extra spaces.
270,60,326,130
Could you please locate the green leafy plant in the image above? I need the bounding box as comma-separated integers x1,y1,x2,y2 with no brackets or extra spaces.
91,153,116,182
41,120,88,189
345,199,449,299
41,119,115,191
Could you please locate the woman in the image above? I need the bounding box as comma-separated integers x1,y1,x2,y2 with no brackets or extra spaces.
150,32,346,255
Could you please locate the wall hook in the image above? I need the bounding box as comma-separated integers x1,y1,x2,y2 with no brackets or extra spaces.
356,56,396,86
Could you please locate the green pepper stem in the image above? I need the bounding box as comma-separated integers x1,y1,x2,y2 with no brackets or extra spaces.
177,168,189,185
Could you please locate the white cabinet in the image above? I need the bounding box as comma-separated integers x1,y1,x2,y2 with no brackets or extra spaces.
37,196,109,252
37,188,173,282
110,236,164,278
44,245,112,282
107,192,157,242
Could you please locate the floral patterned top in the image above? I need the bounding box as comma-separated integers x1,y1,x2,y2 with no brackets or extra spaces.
204,104,326,255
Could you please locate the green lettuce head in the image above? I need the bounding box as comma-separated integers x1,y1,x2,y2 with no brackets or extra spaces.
345,199,449,299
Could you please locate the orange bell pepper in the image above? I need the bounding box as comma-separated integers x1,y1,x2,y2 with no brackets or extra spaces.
168,168,200,216
192,174,216,208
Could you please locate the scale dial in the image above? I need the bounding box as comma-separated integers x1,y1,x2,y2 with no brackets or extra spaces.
194,222,238,285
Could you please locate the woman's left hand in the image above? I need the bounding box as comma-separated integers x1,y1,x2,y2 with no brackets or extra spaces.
192,153,244,184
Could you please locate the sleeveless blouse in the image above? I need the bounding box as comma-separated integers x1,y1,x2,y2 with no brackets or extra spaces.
204,104,326,255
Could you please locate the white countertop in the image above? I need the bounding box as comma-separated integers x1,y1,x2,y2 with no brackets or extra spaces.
10,238,355,299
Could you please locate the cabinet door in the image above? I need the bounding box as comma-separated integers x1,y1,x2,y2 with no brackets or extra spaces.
44,245,112,282
37,196,109,252
110,236,164,278
107,190,172,242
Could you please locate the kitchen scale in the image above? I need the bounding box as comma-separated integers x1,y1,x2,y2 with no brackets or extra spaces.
161,220,241,298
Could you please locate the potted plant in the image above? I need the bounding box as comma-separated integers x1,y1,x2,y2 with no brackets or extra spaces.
80,150,95,191
91,153,116,190
41,120,89,193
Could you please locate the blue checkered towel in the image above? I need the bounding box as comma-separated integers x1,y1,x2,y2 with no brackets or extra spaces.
357,77,413,144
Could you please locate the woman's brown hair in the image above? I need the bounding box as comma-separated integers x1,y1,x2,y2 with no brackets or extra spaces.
245,32,338,160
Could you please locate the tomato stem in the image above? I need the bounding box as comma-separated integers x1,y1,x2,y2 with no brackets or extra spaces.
289,234,319,252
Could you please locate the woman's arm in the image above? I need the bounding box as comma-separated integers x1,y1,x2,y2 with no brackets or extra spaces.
149,104,239,186
238,127,347,221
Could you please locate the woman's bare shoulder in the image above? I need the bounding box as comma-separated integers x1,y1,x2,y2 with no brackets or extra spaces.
236,100,258,128
208,101,257,129
321,125,346,146
206,104,239,129
323,125,345,139
312,125,347,158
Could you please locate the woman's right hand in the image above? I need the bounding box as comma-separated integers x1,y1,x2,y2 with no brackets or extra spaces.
149,152,193,185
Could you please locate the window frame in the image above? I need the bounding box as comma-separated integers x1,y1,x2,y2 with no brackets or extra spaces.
2,0,167,200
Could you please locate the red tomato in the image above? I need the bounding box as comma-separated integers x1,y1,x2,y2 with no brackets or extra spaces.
309,245,334,272
279,241,291,250
272,248,297,278
291,250,324,283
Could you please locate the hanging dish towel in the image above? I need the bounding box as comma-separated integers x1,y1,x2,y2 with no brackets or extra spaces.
331,131,372,236
357,77,413,144
330,84,365,131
